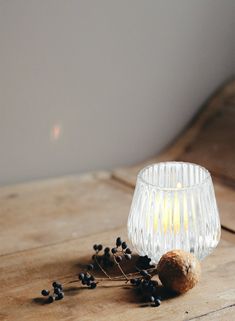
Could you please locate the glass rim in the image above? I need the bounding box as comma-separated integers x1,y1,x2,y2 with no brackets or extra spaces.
137,161,211,191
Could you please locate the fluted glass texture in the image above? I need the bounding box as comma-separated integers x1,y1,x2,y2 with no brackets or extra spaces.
128,162,221,263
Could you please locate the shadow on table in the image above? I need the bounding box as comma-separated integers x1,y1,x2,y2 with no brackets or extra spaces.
33,253,178,306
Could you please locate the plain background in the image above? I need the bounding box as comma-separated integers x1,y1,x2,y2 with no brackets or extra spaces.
0,0,234,186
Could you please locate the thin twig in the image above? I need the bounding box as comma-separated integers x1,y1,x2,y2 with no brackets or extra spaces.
114,257,129,282
66,278,124,284
60,266,157,285
94,255,112,279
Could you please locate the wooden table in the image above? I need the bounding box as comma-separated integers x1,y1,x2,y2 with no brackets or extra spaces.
0,81,235,321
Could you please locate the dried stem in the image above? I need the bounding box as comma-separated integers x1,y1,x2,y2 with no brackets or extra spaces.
94,255,112,280
60,266,157,285
55,265,157,288
113,257,129,282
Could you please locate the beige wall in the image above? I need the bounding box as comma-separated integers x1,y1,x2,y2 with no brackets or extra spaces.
0,0,234,185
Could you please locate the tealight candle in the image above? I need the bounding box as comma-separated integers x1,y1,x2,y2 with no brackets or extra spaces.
127,162,221,263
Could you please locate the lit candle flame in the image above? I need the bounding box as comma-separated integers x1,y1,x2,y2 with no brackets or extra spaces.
173,192,180,233
153,194,159,232
154,182,189,234
176,182,182,188
162,182,185,234
183,193,189,230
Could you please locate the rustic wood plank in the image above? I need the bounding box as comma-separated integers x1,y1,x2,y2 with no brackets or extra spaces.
0,172,132,256
0,79,234,320
214,183,235,233
187,305,235,321
113,80,235,186
0,227,234,321
180,98,235,186
112,175,235,233
221,228,235,243
112,80,235,232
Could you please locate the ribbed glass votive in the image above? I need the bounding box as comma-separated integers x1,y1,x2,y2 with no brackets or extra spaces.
127,162,221,263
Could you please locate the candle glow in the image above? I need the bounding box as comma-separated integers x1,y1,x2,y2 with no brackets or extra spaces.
128,162,221,263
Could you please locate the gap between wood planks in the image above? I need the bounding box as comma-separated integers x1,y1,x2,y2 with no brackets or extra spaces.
0,173,231,261
110,174,235,236
1,175,234,321
187,303,235,320
0,223,126,259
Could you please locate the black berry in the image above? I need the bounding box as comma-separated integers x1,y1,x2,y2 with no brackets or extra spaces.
111,247,117,254
41,289,50,296
124,254,132,260
125,248,132,254
104,247,110,254
116,256,122,263
84,273,90,281
90,282,97,289
130,278,137,285
136,255,153,270
47,296,54,304
154,298,161,307
54,287,61,295
140,270,148,277
97,244,103,251
56,292,64,300
116,237,122,247
52,281,62,289
121,242,127,249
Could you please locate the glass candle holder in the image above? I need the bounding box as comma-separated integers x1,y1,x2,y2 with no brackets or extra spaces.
127,162,221,263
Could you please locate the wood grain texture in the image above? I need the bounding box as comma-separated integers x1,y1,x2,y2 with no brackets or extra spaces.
112,80,235,184
0,172,132,255
0,80,235,320
0,227,234,321
181,103,235,185
214,183,235,233
112,80,235,232
187,305,235,321
221,228,235,243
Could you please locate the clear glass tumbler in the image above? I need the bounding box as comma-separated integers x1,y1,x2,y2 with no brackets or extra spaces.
127,162,221,263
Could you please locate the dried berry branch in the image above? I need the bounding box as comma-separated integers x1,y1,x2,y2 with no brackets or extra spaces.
94,255,112,280
39,236,162,307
